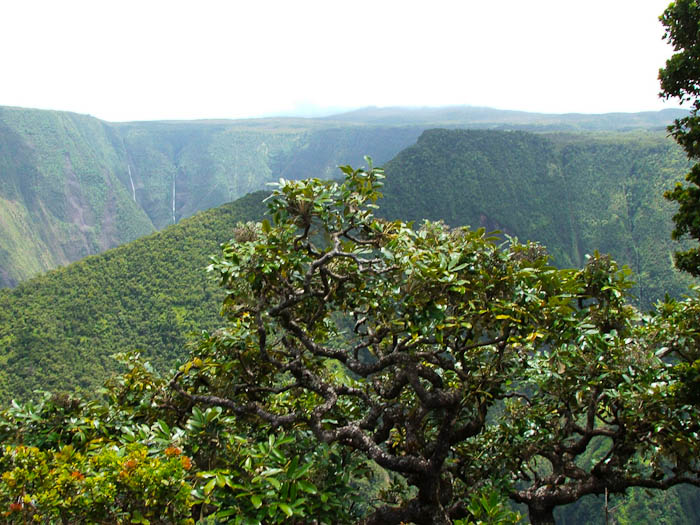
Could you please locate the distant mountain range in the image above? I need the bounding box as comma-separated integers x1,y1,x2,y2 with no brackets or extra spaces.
324,105,689,130
0,104,691,288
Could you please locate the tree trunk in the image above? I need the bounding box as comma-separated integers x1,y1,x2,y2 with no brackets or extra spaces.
528,505,556,525
363,500,452,525
363,472,453,524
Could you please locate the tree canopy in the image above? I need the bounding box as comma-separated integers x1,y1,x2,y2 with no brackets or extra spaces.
660,0,700,276
0,165,699,524
169,164,700,524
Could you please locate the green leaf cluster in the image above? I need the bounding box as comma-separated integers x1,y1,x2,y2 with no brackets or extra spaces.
659,0,700,277
0,349,367,524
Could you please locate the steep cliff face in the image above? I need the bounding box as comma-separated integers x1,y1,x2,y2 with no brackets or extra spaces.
379,129,695,308
0,107,155,286
114,121,424,229
0,108,423,286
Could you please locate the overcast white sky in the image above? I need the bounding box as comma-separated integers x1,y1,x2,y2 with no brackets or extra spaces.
0,0,681,122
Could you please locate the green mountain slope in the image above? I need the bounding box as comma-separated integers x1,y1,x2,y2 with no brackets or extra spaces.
0,107,155,286
0,191,267,401
378,129,696,308
0,107,424,286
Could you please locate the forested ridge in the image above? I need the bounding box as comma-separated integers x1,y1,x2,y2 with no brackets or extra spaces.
0,191,267,400
379,129,696,309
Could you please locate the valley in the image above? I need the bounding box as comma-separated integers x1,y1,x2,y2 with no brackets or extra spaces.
0,107,696,400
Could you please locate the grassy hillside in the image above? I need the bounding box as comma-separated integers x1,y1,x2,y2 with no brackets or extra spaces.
379,129,696,309
0,191,267,401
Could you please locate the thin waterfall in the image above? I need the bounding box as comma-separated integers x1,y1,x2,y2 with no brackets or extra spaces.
122,138,137,203
172,174,176,224
230,149,238,200
127,164,136,201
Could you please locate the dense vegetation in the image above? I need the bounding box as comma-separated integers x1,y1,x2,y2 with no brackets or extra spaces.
379,129,696,309
659,0,700,277
0,168,697,524
2,127,698,401
175,167,700,524
0,191,267,401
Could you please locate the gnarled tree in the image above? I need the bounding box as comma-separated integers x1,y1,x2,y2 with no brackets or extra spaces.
502,258,700,523
171,164,700,524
